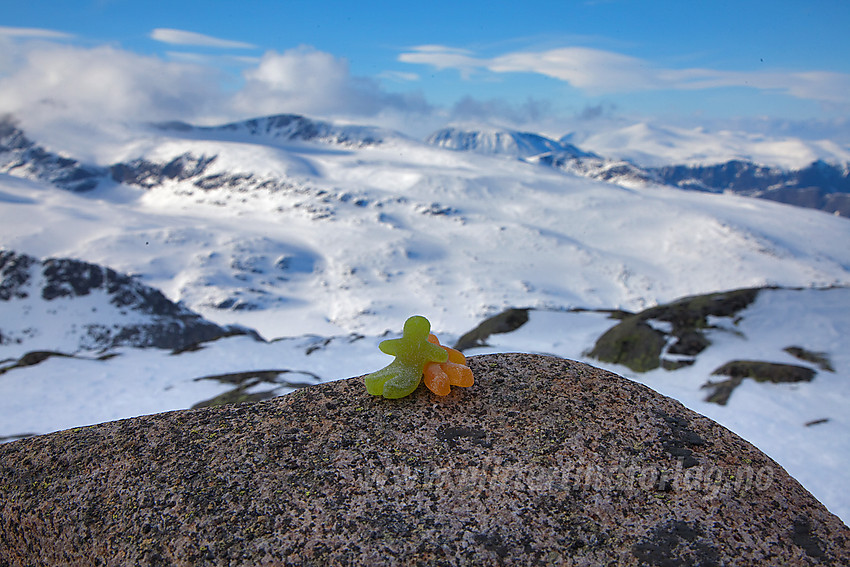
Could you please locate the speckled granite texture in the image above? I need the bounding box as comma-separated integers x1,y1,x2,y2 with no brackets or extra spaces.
1,354,848,565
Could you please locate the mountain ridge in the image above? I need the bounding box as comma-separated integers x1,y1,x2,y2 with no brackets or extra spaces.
423,122,850,216
2,112,849,339
3,114,849,216
426,124,597,159
0,249,256,356
650,159,850,216
0,116,107,192
154,113,398,148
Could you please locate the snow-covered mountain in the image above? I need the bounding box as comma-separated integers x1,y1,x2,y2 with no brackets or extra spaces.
0,249,254,357
0,117,106,192
2,112,850,522
568,121,850,169
154,113,399,148
4,114,849,219
426,125,596,159
425,124,657,187
651,159,850,217
4,115,849,338
425,123,850,216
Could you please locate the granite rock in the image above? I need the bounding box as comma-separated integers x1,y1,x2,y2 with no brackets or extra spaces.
1,354,848,566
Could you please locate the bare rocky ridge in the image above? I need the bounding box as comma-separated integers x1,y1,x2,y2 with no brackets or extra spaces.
1,353,848,565
0,249,256,353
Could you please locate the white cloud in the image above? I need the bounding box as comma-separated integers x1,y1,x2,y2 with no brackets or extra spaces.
399,45,481,79
164,51,261,66
449,96,554,126
232,46,431,118
0,40,435,155
378,70,420,82
150,28,257,49
0,26,74,40
491,47,653,92
400,44,850,104
0,42,226,159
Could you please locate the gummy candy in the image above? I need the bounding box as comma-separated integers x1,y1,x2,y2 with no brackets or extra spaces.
364,315,448,399
423,334,474,396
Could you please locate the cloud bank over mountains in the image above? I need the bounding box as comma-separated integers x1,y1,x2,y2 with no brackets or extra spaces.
0,28,440,147
0,25,849,153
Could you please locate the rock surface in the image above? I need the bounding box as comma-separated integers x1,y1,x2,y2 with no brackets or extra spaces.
587,287,762,373
1,354,847,566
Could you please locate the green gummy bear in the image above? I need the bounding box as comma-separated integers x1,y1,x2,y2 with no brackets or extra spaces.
364,315,448,399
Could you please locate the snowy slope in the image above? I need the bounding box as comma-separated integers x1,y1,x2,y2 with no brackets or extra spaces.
0,248,253,357
569,122,850,169
2,120,850,341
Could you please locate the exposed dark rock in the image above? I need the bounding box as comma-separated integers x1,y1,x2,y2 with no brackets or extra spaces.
0,250,258,352
1,354,847,565
0,116,106,192
531,152,656,185
702,360,817,405
712,359,817,383
587,317,668,373
651,159,850,218
0,249,35,300
587,287,762,372
453,307,530,351
110,153,217,188
0,350,74,376
785,346,835,372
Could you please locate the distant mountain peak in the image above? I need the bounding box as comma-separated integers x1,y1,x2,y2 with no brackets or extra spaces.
154,113,399,148
426,125,597,159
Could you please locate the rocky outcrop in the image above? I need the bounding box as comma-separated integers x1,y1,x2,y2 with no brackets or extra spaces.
529,151,656,186
109,153,220,189
651,159,850,217
0,249,256,352
0,116,106,192
453,307,530,351
587,287,762,372
1,354,847,565
702,360,817,405
156,113,390,148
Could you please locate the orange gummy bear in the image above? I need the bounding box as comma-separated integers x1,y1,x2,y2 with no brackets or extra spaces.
423,334,474,396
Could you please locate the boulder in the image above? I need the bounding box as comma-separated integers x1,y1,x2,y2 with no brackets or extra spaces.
1,354,847,565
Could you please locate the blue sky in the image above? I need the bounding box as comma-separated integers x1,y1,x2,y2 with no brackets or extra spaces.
2,0,849,139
